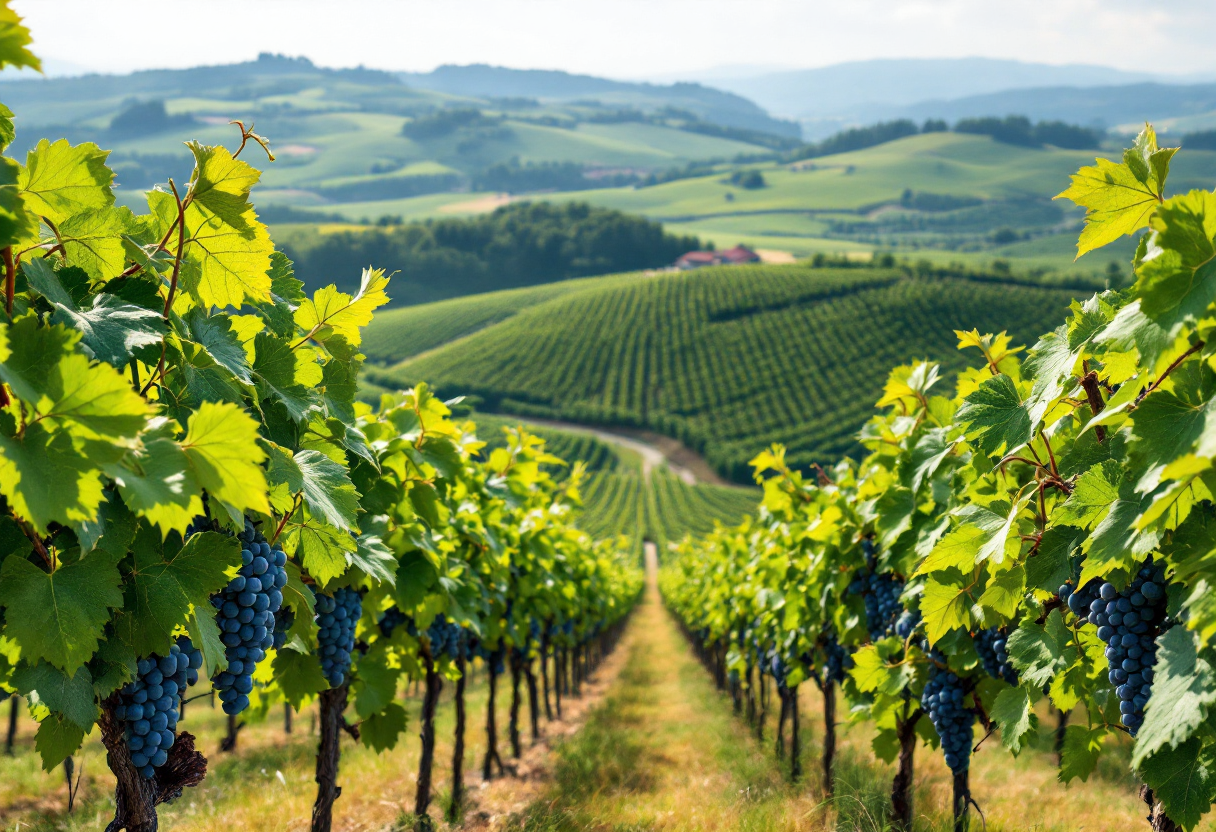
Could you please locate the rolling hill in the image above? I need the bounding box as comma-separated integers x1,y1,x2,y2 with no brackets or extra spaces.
364,262,1086,483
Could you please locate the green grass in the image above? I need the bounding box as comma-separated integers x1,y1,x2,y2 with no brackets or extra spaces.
367,263,1084,482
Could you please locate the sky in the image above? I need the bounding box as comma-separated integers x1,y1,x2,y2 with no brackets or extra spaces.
13,0,1216,80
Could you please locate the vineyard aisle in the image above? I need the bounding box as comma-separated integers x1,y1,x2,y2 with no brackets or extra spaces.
504,544,822,831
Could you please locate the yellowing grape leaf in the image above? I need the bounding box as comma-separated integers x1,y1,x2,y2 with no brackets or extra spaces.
0,1,40,72
180,400,269,515
1056,125,1176,257
19,139,113,223
293,267,390,347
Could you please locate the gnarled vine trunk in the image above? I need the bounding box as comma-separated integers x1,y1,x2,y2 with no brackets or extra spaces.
540,632,553,721
447,651,467,823
509,651,523,758
821,678,836,797
414,655,443,829
312,683,350,832
524,657,541,742
890,709,920,831
1140,786,1179,832
789,683,801,781
952,769,971,832
99,697,207,832
483,651,504,780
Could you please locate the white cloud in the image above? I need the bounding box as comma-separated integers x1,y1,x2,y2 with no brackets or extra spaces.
12,0,1216,78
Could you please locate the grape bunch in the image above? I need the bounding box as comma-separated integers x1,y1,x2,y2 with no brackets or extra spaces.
848,569,905,640
272,608,295,650
378,606,409,639
921,669,974,774
895,607,921,639
426,614,466,659
974,628,1018,684
824,635,854,684
115,637,203,779
1060,579,1101,620
316,587,362,688
1081,561,1169,734
210,520,288,715
768,650,787,689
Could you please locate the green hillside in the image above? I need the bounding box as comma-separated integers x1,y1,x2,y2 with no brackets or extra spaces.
469,412,757,556
366,263,1086,482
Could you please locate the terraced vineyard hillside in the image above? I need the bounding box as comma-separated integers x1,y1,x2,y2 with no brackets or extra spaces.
366,263,1085,481
471,413,757,556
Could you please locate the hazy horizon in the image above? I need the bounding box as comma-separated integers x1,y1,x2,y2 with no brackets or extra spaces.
14,0,1216,81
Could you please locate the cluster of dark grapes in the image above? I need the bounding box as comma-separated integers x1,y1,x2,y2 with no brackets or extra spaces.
272,608,294,651
824,635,854,684
974,628,1018,684
377,606,409,639
921,669,974,774
1066,561,1169,734
427,614,466,659
895,607,921,639
768,649,787,688
1061,578,1102,619
209,520,288,715
115,637,202,779
849,569,905,640
315,587,361,687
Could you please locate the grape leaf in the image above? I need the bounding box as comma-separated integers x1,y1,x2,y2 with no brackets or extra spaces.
19,139,113,222
352,644,397,718
270,647,328,709
978,565,1025,619
0,552,122,674
54,295,163,368
1133,626,1216,766
1059,724,1105,784
185,602,227,680
954,373,1032,458
253,331,318,422
0,423,107,533
279,508,350,587
359,701,407,752
350,531,396,586
293,267,389,347
848,644,909,697
57,206,131,279
106,429,204,536
279,561,317,645
186,142,262,233
874,487,914,550
0,2,40,72
181,401,270,516
1135,191,1216,333
1131,377,1216,495
34,713,85,772
394,549,438,608
990,685,1035,755
1052,460,1121,529
1006,609,1072,689
11,661,97,729
1024,526,1081,592
1056,125,1174,257
910,427,953,494
267,446,360,532
183,307,253,384
1139,738,1212,831
113,527,241,659
921,572,973,643
74,489,138,558
252,251,306,337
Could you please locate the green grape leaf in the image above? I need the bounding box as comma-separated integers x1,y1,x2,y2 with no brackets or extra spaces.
955,374,1032,458
34,713,85,772
0,154,33,248
848,644,909,697
352,644,397,718
75,489,138,559
250,251,306,337
20,139,113,223
1023,324,1081,423
874,487,914,550
349,531,396,586
57,206,132,279
1131,379,1216,495
1052,461,1121,529
11,661,97,730
186,142,262,232
1025,526,1081,592
0,2,40,72
1059,724,1105,784
185,602,227,680
1056,125,1173,257
394,549,438,609
0,423,107,533
293,267,389,347
1133,627,1216,766
1134,191,1216,333
279,508,350,587
978,565,1025,619
279,561,318,645
114,527,241,659
1081,486,1160,583
921,572,973,643
181,401,270,516
253,332,318,423
1139,738,1212,831
359,701,407,752
270,647,328,709
183,308,254,385
106,428,203,536
0,552,122,674
910,428,953,494
56,295,164,368
267,447,360,532
990,685,1036,755
1006,609,1072,689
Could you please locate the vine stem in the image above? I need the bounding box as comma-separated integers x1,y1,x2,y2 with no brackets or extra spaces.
3,245,13,317
163,180,186,318
1135,341,1205,406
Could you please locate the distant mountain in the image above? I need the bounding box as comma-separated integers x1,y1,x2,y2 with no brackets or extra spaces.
400,64,800,138
902,83,1216,132
702,58,1177,138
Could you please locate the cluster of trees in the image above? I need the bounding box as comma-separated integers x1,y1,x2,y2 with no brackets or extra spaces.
280,201,701,305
